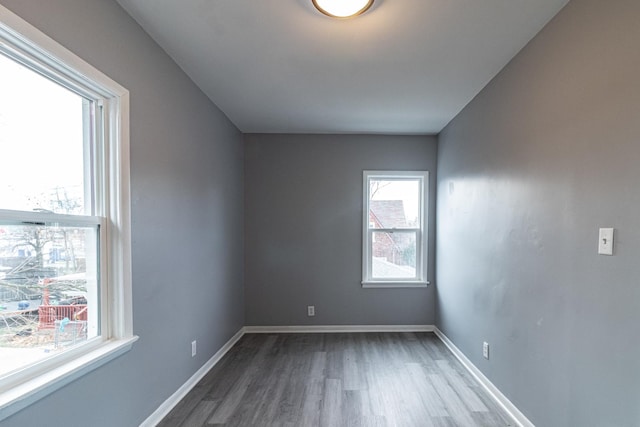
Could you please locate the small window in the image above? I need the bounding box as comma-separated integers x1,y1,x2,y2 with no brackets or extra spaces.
362,171,429,287
0,6,134,419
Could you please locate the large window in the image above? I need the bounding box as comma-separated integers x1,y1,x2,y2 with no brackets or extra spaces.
0,6,134,419
362,171,429,287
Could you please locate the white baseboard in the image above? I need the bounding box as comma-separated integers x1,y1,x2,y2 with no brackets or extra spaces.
434,328,534,427
243,325,435,333
139,327,245,427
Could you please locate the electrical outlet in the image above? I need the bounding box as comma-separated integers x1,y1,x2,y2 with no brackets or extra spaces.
307,305,315,316
191,340,197,357
483,342,489,359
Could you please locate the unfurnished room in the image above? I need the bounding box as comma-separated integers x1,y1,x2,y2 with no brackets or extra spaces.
0,0,638,426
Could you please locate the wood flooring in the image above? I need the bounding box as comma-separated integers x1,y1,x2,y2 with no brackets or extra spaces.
158,332,514,427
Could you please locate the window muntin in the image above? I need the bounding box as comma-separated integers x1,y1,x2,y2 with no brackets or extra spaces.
0,5,134,416
363,171,428,286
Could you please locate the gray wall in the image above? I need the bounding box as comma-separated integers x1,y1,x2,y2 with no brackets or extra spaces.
244,134,437,326
436,0,640,426
0,0,244,425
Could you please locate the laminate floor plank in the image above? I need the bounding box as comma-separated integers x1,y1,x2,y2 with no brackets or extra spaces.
342,348,363,391
207,335,278,424
341,390,364,426
429,373,481,427
472,410,516,427
202,338,263,401
473,388,516,426
436,359,488,413
300,388,322,426
320,378,342,427
431,416,461,427
308,351,326,379
396,368,436,427
405,362,450,418
404,339,439,374
272,353,309,425
433,343,478,387
227,339,294,426
180,400,220,427
362,335,401,426
159,332,514,426
158,352,244,426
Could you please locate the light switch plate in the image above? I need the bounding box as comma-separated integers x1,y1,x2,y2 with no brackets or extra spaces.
598,228,614,255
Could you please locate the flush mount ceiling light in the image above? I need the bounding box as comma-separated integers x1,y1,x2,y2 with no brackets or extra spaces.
312,0,374,18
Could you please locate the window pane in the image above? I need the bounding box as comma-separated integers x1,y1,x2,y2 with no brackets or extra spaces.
371,231,416,279
0,54,89,215
0,223,99,378
369,179,420,229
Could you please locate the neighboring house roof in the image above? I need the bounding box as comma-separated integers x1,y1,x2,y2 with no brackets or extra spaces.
370,200,407,228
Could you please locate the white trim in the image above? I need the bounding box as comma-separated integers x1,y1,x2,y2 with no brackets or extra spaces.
0,337,138,422
362,281,429,288
434,328,535,427
362,170,429,285
139,328,245,427
107,89,132,339
244,325,435,333
0,209,102,226
0,5,128,99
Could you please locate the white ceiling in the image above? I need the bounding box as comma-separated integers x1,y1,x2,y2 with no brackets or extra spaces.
116,0,568,134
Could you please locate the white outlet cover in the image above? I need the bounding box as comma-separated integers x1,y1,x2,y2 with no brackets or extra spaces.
482,342,489,359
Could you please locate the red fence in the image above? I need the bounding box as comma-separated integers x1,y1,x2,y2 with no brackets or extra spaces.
38,305,88,329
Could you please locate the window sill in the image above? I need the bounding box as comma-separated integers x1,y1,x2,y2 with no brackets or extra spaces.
0,336,138,422
362,281,430,288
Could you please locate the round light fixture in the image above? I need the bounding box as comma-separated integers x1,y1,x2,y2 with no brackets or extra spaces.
312,0,374,19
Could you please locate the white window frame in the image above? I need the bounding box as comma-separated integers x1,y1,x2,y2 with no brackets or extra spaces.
0,5,136,420
362,170,429,288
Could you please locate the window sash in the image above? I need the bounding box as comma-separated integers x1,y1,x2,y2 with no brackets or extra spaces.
0,209,102,226
368,177,423,230
368,229,422,281
0,43,103,217
0,211,108,389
